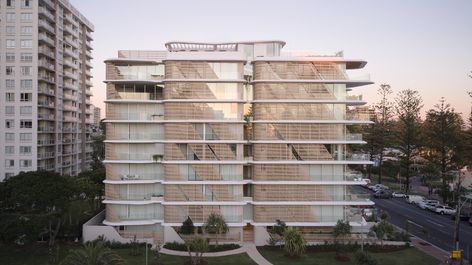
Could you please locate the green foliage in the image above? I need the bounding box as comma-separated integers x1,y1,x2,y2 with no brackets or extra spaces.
394,89,423,193
370,220,394,247
283,227,306,258
268,219,287,246
203,213,229,246
163,241,240,252
1,171,74,213
60,241,125,265
180,216,195,235
332,219,351,239
423,98,465,202
186,236,208,265
355,249,379,265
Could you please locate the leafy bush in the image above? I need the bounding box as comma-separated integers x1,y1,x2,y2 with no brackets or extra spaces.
283,227,306,258
163,241,240,252
355,249,378,265
180,216,195,235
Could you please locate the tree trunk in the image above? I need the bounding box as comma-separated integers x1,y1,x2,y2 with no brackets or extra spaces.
379,152,384,184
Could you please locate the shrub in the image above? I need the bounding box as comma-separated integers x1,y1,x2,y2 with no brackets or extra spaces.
180,216,195,235
283,227,306,258
355,249,378,265
163,242,240,252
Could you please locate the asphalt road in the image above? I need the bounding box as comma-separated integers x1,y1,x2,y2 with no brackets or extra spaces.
355,186,472,260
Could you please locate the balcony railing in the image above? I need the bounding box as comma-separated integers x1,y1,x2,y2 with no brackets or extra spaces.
38,139,55,145
39,7,54,21
346,94,363,101
38,152,55,159
346,133,362,141
38,33,55,46
38,46,55,59
38,113,55,120
38,126,55,132
118,173,164,181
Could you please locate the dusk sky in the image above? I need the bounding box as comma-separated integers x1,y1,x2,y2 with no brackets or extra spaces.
71,0,472,120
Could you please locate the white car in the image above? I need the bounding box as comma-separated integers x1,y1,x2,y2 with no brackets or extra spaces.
406,195,425,204
435,205,456,215
392,192,406,198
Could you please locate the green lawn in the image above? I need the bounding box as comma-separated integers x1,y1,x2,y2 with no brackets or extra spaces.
258,246,440,265
0,243,256,265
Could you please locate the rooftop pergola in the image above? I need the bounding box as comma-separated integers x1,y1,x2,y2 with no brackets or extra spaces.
165,41,286,52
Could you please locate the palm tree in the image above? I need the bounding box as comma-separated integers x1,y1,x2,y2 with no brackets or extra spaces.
203,213,229,246
60,241,125,265
283,227,306,258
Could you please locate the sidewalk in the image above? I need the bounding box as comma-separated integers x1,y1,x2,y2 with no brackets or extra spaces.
160,246,246,257
243,244,272,265
411,237,450,264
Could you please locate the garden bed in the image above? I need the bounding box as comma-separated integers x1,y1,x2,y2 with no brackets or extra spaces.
163,242,241,252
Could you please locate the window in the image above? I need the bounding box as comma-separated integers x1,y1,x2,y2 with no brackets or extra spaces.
5,120,15,129
6,40,16,49
5,133,15,142
6,80,15,89
20,53,32,62
20,106,32,115
20,40,32,48
20,133,32,142
6,93,15,102
6,66,14,75
22,0,31,8
7,0,15,8
20,93,32,102
20,79,33,90
20,26,32,34
20,13,32,21
5,106,15,115
6,13,16,22
20,146,32,154
5,160,15,168
20,66,31,76
6,26,15,35
6,53,15,62
20,120,32,129
5,146,14,154
20,160,32,168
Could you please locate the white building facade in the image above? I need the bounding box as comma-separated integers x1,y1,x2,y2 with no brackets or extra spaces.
101,41,373,245
0,0,94,180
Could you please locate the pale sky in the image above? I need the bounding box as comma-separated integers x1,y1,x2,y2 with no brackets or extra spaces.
70,0,472,120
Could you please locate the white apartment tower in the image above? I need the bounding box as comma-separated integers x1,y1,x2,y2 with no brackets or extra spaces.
102,41,373,245
0,0,94,180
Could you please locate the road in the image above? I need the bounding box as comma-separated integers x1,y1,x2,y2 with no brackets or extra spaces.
354,186,472,260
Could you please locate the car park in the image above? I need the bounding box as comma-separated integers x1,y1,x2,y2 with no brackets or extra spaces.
434,205,456,215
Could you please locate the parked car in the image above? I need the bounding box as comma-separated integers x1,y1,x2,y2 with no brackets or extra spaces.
374,190,392,199
392,192,406,198
434,205,456,215
406,195,425,204
419,200,440,210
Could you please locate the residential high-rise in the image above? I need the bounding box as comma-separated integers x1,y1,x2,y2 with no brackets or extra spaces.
0,0,94,180
92,105,100,127
101,41,373,245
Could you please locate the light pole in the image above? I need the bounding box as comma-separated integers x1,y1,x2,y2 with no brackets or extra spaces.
145,242,149,265
361,209,365,252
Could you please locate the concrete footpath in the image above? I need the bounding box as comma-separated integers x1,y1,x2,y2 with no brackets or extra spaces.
159,243,273,264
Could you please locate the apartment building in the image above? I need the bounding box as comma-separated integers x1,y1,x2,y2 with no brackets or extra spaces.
101,41,373,245
0,0,94,180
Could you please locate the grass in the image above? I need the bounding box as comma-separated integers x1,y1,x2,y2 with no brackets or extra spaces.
0,242,256,265
258,246,440,265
